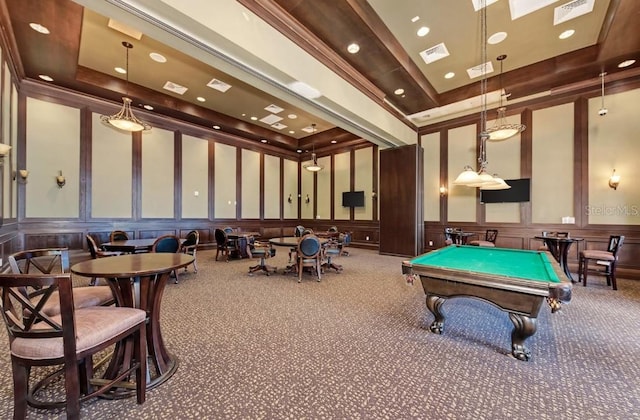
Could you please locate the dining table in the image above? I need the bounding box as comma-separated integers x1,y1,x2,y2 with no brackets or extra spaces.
534,234,584,281
226,231,261,258
269,236,330,274
101,238,157,253
70,253,194,392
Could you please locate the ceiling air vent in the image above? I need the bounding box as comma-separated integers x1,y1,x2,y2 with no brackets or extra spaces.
207,78,232,93
419,43,450,65
264,104,284,114
271,122,287,130
259,114,283,125
466,61,494,79
554,0,594,25
163,81,188,95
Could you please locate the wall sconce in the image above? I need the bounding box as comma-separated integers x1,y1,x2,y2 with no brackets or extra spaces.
439,185,447,196
305,194,310,204
56,170,66,188
287,194,292,203
608,169,620,190
0,143,11,164
13,169,29,183
372,191,377,200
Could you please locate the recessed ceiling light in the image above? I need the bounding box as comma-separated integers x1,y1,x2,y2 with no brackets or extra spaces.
444,72,455,79
488,32,507,45
417,27,430,37
29,23,50,34
559,29,575,40
288,114,298,119
289,130,295,134
196,96,206,102
297,149,302,153
241,113,246,117
250,116,258,121
115,67,126,74
38,75,53,82
149,52,167,63
618,59,636,68
143,104,154,110
331,140,337,144
394,88,405,95
213,125,221,130
347,43,360,54
411,16,420,23
260,139,268,143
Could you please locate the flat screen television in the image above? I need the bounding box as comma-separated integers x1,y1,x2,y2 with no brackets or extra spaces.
480,178,531,203
342,191,365,207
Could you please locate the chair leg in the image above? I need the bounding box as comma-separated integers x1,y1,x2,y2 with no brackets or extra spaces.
135,328,147,405
582,258,589,287
610,263,618,290
578,256,583,283
63,358,81,419
12,359,28,420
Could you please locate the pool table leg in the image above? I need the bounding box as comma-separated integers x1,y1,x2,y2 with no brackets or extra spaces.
426,294,446,334
509,313,538,361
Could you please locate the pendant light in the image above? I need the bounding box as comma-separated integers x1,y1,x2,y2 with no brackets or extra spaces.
100,41,151,132
453,1,509,190
304,124,323,172
485,54,525,141
598,72,608,116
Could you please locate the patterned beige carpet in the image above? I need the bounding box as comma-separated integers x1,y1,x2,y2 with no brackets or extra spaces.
0,248,639,419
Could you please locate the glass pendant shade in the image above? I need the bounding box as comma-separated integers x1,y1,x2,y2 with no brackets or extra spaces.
453,166,480,185
304,152,323,172
101,97,151,132
480,175,511,190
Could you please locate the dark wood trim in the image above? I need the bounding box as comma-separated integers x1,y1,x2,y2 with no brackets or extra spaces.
575,97,589,228
80,106,91,220
174,130,181,221
235,147,242,221
439,129,448,224
132,131,141,220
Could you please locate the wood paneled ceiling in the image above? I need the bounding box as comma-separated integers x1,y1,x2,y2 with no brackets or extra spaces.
2,0,639,153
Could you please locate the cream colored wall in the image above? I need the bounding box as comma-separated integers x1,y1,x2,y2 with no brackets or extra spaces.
316,155,331,219
447,125,477,222
214,143,237,218
532,103,574,223
588,88,640,225
264,154,280,219
25,98,80,218
91,113,133,218
334,151,350,220
141,128,174,218
10,85,17,219
283,158,298,219
241,149,260,219
2,61,12,219
422,133,440,222
181,134,209,219
354,147,373,220
301,160,314,219
483,119,522,223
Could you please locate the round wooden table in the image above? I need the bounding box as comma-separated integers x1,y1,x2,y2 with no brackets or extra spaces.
71,253,194,391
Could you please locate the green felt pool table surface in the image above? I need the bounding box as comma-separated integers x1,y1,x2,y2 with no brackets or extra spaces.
409,245,561,283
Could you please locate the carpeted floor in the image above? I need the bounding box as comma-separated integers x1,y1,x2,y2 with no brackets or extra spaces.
0,248,639,419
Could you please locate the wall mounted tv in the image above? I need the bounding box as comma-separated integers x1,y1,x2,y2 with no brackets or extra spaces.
480,178,531,203
342,191,365,207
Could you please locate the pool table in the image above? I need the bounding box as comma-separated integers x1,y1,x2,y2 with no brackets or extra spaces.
402,245,572,361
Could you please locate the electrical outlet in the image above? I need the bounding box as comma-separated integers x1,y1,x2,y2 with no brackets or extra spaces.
428,241,433,246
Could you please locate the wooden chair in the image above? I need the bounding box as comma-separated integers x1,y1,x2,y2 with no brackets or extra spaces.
247,237,277,276
86,235,122,285
181,230,200,273
215,228,235,262
0,273,147,420
8,248,115,316
322,237,343,273
444,228,455,246
578,235,625,290
296,234,323,283
339,231,352,256
109,230,129,242
152,235,181,283
469,229,498,247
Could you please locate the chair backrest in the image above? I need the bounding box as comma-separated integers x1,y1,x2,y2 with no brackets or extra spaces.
0,274,73,340
215,228,228,245
342,232,352,245
183,230,200,247
608,235,625,256
294,225,305,237
152,235,181,253
9,248,70,275
86,235,101,259
109,230,129,242
444,228,454,241
328,226,338,233
485,229,498,243
556,232,569,238
298,235,321,258
223,226,234,233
